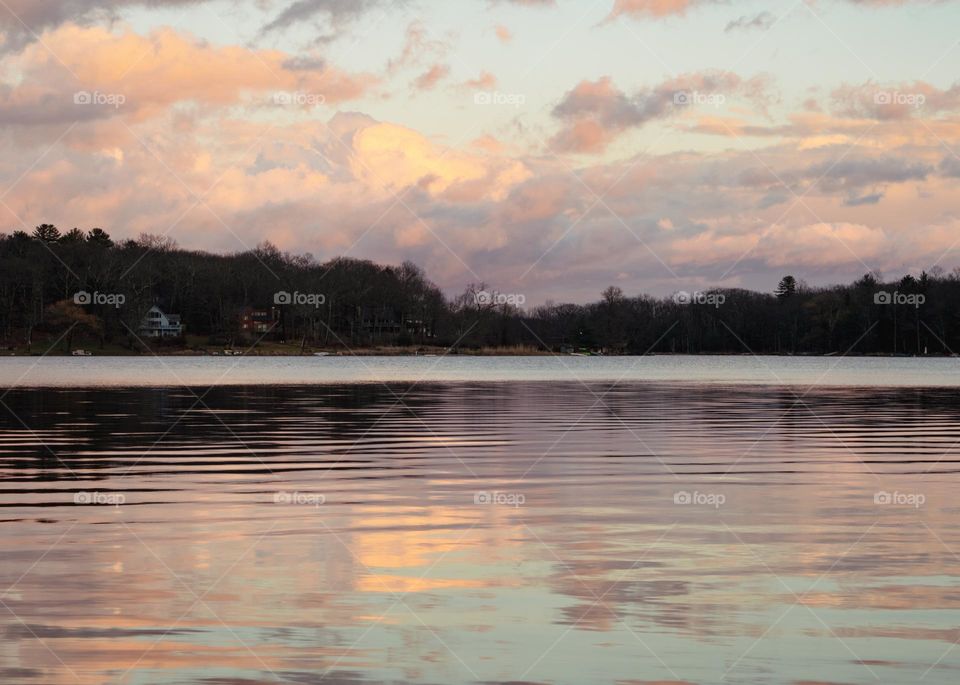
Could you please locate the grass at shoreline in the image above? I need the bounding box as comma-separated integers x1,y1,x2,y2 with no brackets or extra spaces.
0,340,552,357
1,343,954,358
2,335,955,358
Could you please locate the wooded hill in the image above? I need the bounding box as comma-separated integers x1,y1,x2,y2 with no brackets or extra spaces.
1,225,955,355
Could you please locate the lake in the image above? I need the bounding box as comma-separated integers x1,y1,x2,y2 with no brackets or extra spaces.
1,356,959,684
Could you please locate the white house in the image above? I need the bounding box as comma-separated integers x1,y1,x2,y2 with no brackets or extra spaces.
139,305,183,338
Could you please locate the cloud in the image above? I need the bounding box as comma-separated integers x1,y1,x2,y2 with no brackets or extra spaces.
0,0,202,49
679,110,960,165
412,64,450,91
550,72,773,153
0,107,538,276
607,0,945,22
733,153,933,204
387,20,450,74
281,55,327,71
263,0,404,35
660,219,894,273
844,191,885,206
5,101,960,304
0,25,375,127
844,0,948,4
725,11,775,32
550,76,673,152
491,0,556,5
807,157,933,193
606,0,717,20
831,80,960,120
2,9,959,304
460,71,498,91
471,134,507,154
940,156,960,178
754,222,889,268
345,116,531,201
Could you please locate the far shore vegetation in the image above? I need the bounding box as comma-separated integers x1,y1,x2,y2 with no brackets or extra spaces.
1,225,956,357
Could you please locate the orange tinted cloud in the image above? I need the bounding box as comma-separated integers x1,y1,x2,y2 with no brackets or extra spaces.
349,120,531,201
0,25,375,126
413,63,450,91
607,0,940,21
607,0,716,19
461,71,498,91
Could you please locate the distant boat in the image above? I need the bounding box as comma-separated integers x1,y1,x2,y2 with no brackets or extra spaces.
71,349,92,356
313,352,331,356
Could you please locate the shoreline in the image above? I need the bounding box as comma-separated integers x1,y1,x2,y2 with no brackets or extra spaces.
1,348,955,358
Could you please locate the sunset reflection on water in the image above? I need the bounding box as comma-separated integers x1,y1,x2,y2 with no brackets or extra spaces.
2,380,960,684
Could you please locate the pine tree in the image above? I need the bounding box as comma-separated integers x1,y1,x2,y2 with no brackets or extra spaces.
32,223,61,243
775,275,797,299
86,228,113,247
60,227,86,244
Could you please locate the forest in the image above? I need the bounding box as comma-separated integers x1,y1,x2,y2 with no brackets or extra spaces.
0,224,956,356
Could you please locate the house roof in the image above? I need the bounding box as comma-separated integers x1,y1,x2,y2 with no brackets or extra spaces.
141,306,181,322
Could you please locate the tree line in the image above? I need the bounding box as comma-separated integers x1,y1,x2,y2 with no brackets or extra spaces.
1,224,957,355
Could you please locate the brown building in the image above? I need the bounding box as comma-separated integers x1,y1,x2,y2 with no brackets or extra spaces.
239,306,279,337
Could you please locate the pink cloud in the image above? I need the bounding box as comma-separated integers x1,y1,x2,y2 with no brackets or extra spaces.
412,64,450,91
461,71,499,91
606,0,943,22
550,72,774,153
831,80,960,120
0,25,376,127
2,17,959,304
607,0,716,20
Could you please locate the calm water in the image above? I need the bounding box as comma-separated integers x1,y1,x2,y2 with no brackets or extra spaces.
2,358,960,684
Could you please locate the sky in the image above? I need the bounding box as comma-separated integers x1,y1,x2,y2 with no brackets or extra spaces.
0,0,959,304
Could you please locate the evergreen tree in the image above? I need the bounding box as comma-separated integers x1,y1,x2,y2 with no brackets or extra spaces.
60,227,86,244
32,224,61,243
86,228,113,247
775,275,797,299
